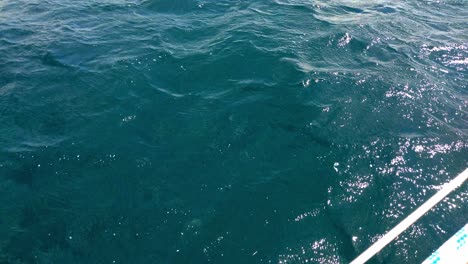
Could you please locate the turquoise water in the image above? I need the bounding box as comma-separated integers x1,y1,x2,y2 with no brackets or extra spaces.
0,0,467,263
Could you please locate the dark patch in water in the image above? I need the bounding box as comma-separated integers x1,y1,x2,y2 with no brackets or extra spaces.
41,52,72,69
141,0,199,13
374,5,397,14
2,203,69,264
341,6,365,14
8,166,35,186
272,122,332,148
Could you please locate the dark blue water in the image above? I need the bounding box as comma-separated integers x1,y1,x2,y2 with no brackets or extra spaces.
0,0,467,263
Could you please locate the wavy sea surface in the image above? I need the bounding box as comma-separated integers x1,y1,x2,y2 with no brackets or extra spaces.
0,0,467,263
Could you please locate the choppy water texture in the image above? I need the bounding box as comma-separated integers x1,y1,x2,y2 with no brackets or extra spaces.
0,0,467,263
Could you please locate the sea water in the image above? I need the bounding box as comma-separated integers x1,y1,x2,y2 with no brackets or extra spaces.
0,0,466,263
